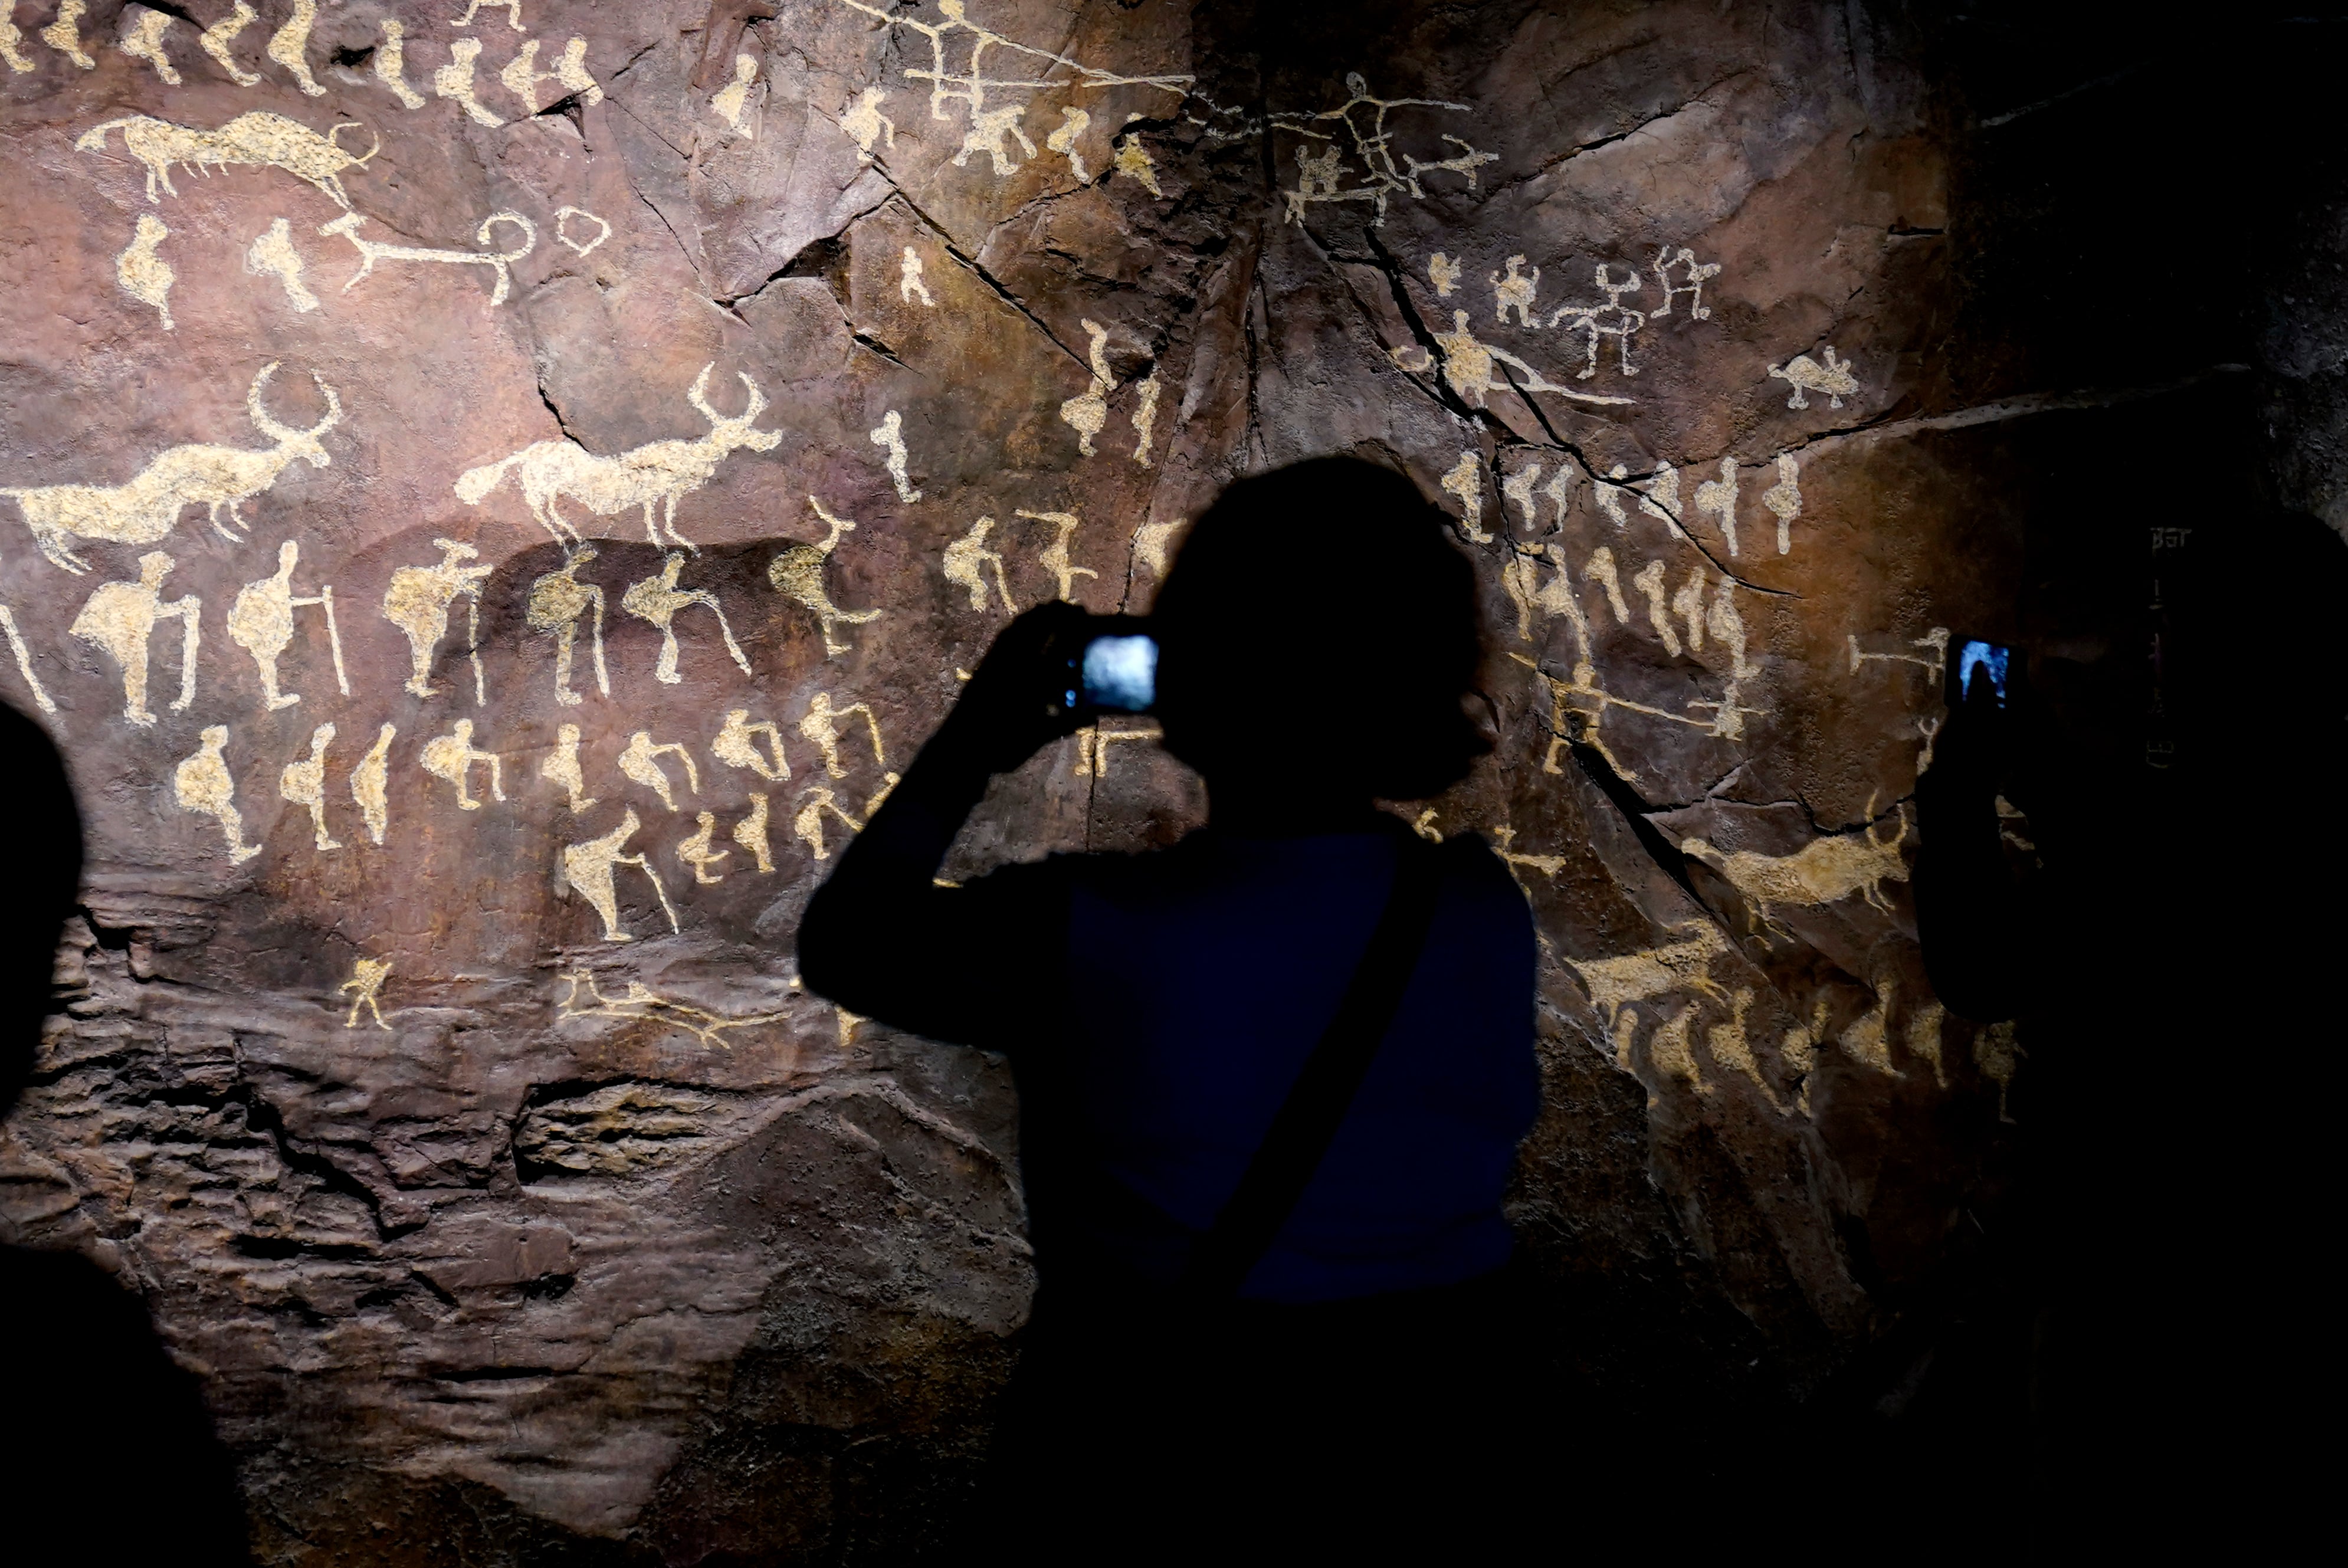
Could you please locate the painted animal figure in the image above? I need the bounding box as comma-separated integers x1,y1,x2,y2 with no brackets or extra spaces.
76,111,380,208
1678,802,1910,937
2,362,341,573
454,365,780,550
1766,346,1860,410
1565,921,1732,1028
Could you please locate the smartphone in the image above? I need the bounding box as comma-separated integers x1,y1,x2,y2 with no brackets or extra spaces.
1077,633,1158,713
1950,637,2015,708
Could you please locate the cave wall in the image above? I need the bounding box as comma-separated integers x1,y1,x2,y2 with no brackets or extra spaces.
0,1,2303,1559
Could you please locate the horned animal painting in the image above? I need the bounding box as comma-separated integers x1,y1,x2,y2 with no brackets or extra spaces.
2,362,342,573
1678,803,1911,937
455,366,781,549
76,111,380,208
382,539,492,698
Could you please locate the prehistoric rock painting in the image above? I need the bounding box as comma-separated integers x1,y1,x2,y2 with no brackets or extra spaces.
339,958,392,1029
0,605,58,714
1016,509,1097,600
528,546,609,706
280,723,340,851
1273,73,1495,223
245,218,321,312
382,539,491,700
351,723,395,845
868,409,923,501
713,710,789,782
318,211,537,308
1059,320,1113,454
1678,803,1911,937
542,723,598,812
499,37,601,114
734,793,775,872
114,213,175,329
2,362,340,573
266,0,328,97
712,54,760,137
199,4,261,88
456,366,781,549
678,813,729,883
228,541,346,713
799,691,886,779
41,2,94,71
1848,625,1949,682
371,19,427,109
174,725,261,864
1114,132,1162,195
117,6,181,86
1762,453,1802,554
1073,722,1160,777
1439,452,1491,543
832,0,1191,182
1769,345,1860,409
769,500,881,656
556,971,788,1051
945,516,1016,611
421,720,507,811
1130,372,1160,466
77,112,381,209
621,553,752,685
435,38,506,127
1391,307,1637,409
70,552,201,727
900,247,934,306
1549,264,1647,380
619,731,700,812
553,206,611,255
561,808,680,942
1650,247,1721,320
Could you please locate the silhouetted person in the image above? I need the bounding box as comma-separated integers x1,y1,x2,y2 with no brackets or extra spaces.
799,458,1542,1557
0,699,253,1567
1914,510,2343,1551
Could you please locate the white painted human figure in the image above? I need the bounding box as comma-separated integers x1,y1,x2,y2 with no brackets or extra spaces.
1047,104,1091,180
528,545,609,706
900,247,934,306
1693,457,1740,556
245,218,320,312
541,722,598,812
678,813,729,884
1637,461,1683,536
42,2,94,70
956,104,1035,175
339,958,392,1029
352,724,395,846
265,0,327,94
421,719,506,810
1058,320,1116,457
1847,626,1949,681
455,0,526,29
1016,509,1097,600
435,37,504,126
561,808,680,942
500,37,600,114
280,722,340,851
1761,453,1802,555
867,409,923,501
1491,255,1539,326
1629,560,1683,656
1272,72,1495,224
713,710,789,781
768,498,882,657
945,517,1015,611
118,6,181,84
0,604,57,714
622,553,751,685
196,2,259,85
1131,372,1160,467
0,10,31,72
712,53,759,137
70,551,199,727
1391,310,1635,410
382,539,491,699
1114,133,1161,194
619,731,700,811
1585,547,1631,624
841,86,895,161
229,540,346,712
733,793,775,872
175,726,261,864
1593,466,1634,529
116,214,175,328
1501,461,1543,532
1428,252,1460,297
799,692,886,779
1548,264,1646,379
1439,452,1491,543
373,19,426,108
1650,247,1721,320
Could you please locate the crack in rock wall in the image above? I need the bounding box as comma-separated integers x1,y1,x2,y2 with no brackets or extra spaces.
1,0,2270,1558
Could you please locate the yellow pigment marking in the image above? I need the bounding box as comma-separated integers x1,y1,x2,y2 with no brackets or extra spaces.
77,111,380,209
733,794,775,872
1015,509,1096,601
317,210,537,308
1114,132,1162,195
175,725,261,864
1058,320,1113,455
556,969,789,1051
945,517,1015,611
1046,104,1091,180
1130,372,1160,467
713,710,789,782
799,692,886,779
899,247,934,306
501,37,600,115
339,959,392,1029
867,409,922,502
679,812,729,884
382,539,490,699
265,0,326,96
198,2,260,86
42,1,93,70
435,37,504,126
280,723,340,851
527,544,608,706
373,19,425,109
245,218,320,313
1650,247,1720,320
619,731,700,812
352,724,395,846
420,719,506,811
70,551,199,727
228,540,345,711
1768,346,1860,409
118,6,180,85
0,605,57,714
621,553,752,685
1273,73,1493,225
1678,801,1909,938
560,809,680,943
541,722,597,812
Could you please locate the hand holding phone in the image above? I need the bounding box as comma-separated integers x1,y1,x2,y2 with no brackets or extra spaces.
1044,614,1157,719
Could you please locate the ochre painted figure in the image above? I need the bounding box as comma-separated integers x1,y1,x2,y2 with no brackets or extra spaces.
70,551,200,727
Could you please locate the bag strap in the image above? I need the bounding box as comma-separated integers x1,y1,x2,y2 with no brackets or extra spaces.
1179,837,1448,1299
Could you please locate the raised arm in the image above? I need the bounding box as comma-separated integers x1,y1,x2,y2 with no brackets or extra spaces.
797,602,1090,1036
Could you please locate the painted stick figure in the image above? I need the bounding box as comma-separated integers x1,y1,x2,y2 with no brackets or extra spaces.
541,721,597,812
678,813,728,884
619,730,699,811
383,539,491,698
528,544,608,705
70,550,199,727
713,709,788,780
421,719,504,809
229,539,347,711
339,958,391,1029
944,516,1015,612
560,807,680,942
1015,509,1097,601
734,793,774,872
799,692,884,779
1491,254,1539,327
279,721,340,850
1547,264,1645,379
175,726,261,863
621,552,750,685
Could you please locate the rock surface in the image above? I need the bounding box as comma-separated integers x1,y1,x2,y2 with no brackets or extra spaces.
0,0,2274,1558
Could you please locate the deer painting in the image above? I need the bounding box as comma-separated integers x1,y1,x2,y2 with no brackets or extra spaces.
76,110,380,209
2,362,342,573
454,365,781,550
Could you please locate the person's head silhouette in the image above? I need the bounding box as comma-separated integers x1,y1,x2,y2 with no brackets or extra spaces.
1,700,80,1120
1150,456,1491,818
